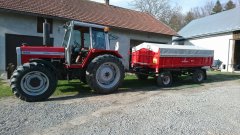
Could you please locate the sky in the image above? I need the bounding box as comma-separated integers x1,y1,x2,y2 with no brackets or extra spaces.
91,0,239,13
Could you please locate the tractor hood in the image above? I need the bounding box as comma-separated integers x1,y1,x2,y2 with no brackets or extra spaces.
17,46,65,65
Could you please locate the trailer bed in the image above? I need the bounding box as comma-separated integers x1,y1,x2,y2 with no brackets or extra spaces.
131,43,214,69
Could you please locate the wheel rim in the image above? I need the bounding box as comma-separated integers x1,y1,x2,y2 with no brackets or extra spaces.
20,71,49,96
197,73,203,81
96,62,121,89
162,75,171,85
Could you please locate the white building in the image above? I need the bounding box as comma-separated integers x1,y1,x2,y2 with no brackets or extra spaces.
174,7,240,72
0,0,176,75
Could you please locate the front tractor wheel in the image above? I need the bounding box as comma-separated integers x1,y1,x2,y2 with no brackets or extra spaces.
86,55,125,94
10,62,57,102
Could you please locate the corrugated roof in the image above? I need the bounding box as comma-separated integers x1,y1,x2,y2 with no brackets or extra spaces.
0,0,176,35
178,7,240,38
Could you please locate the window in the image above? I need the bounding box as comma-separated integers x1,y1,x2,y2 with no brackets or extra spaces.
37,17,53,33
92,28,106,49
84,33,90,48
67,26,90,49
74,26,90,48
72,30,81,48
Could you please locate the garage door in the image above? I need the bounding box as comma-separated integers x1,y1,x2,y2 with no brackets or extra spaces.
5,34,54,70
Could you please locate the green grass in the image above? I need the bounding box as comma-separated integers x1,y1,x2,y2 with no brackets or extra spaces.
0,71,240,98
0,79,13,97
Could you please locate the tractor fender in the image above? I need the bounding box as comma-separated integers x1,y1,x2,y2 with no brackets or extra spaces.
91,50,122,58
82,50,123,69
30,59,57,77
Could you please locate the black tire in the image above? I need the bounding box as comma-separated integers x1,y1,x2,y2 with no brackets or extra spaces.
156,71,173,87
86,55,125,94
10,62,57,102
135,73,148,80
192,69,205,83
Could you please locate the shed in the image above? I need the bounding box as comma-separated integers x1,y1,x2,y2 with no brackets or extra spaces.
175,7,240,72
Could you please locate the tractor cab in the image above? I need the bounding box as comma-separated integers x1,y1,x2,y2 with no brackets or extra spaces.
62,21,110,65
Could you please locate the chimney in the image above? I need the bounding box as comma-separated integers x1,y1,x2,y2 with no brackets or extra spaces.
104,0,109,5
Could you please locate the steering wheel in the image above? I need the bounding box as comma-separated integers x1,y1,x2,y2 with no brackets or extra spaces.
72,41,81,54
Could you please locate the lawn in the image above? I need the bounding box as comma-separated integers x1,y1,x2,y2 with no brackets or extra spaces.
0,71,240,98
0,75,145,98
0,79,13,97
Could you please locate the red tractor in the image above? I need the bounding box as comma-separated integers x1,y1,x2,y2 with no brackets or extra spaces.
10,21,125,102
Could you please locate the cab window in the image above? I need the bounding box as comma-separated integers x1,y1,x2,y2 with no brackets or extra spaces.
92,28,106,49
72,30,81,48
71,26,90,49
84,33,90,48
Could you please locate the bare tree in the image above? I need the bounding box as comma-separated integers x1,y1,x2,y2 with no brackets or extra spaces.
189,1,214,18
202,1,215,15
181,1,215,28
132,0,219,31
132,0,182,27
184,11,195,25
190,7,203,18
169,13,184,31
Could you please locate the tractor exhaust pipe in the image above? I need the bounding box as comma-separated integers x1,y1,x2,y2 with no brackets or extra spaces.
43,19,50,46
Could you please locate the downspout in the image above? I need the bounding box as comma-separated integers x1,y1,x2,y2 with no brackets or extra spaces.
227,39,234,72
227,40,230,72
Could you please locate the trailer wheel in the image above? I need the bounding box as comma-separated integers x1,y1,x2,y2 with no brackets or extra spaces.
10,62,57,102
86,55,125,94
135,74,148,80
192,69,205,83
157,71,172,87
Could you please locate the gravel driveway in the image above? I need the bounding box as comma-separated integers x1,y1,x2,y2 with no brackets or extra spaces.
0,77,240,135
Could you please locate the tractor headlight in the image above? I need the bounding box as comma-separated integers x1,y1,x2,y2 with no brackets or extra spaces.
16,47,22,66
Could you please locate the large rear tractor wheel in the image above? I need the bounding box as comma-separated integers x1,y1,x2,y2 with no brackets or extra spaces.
135,73,148,80
86,55,125,94
10,62,57,102
192,69,205,83
157,71,173,87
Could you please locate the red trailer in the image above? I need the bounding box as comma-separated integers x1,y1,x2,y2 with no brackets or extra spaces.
131,43,214,87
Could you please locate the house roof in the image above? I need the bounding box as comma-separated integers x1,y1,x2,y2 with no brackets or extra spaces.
0,0,176,36
178,7,240,39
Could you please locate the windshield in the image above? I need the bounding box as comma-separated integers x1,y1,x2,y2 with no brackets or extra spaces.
62,28,71,47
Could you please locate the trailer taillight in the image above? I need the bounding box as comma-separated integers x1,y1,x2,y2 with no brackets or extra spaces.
153,58,158,64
